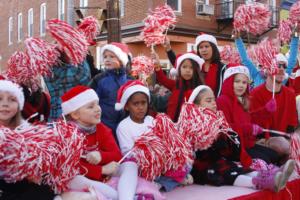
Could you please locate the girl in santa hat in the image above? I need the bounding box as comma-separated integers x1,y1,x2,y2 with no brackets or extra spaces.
162,33,227,97
116,80,191,199
59,85,122,200
216,64,282,165
0,80,55,200
152,51,205,122
188,85,295,192
89,42,132,137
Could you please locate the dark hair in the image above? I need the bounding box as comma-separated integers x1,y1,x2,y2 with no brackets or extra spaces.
173,59,205,121
197,42,221,64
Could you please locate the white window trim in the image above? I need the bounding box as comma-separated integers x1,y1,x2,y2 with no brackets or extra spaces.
40,3,46,36
167,0,182,13
187,43,195,52
28,8,33,37
17,13,23,42
120,0,125,17
58,0,65,20
80,0,88,15
8,17,13,45
159,59,172,69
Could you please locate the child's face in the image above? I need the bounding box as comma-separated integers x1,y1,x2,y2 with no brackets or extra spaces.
103,50,121,69
197,90,217,112
233,74,249,97
71,100,101,127
198,41,213,61
125,92,148,124
0,91,19,125
180,59,194,81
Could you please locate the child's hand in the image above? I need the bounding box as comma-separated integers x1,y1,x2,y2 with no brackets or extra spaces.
102,161,119,176
162,37,172,51
86,151,102,165
232,29,240,39
151,51,161,71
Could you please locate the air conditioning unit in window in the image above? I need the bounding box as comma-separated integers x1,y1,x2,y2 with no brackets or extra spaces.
196,2,214,15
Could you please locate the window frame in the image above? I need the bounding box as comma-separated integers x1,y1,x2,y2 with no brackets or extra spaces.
28,8,34,37
40,3,46,36
8,17,13,45
17,13,23,42
58,0,65,20
166,0,182,13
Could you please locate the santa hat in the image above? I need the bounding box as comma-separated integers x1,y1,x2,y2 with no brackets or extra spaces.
61,85,99,115
100,42,131,66
223,65,250,82
115,80,150,111
276,53,288,65
195,33,218,48
188,85,212,103
172,52,205,75
0,80,24,110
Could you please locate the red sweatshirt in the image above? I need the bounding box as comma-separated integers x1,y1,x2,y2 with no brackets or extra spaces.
80,123,122,181
250,84,298,133
155,69,193,121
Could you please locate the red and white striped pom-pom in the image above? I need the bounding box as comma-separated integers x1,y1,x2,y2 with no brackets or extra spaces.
152,4,176,31
290,133,300,176
141,15,165,47
177,103,227,151
277,19,293,43
255,38,279,75
6,51,31,84
24,37,60,77
153,114,192,172
220,45,241,64
77,16,100,46
247,45,259,65
0,121,84,193
47,19,89,65
290,1,300,25
132,131,168,180
131,55,154,79
233,3,271,35
141,5,176,47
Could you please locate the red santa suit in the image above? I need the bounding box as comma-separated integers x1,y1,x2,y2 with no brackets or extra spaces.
250,84,298,133
80,123,122,181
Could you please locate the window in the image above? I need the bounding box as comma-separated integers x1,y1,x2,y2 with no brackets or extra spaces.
17,13,23,42
187,43,195,52
58,0,65,20
40,3,46,36
167,0,182,12
28,8,33,37
8,17,13,45
120,0,124,17
80,0,88,15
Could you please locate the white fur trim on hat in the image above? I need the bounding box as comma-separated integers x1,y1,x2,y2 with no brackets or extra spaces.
0,80,24,110
188,85,211,103
195,34,218,48
115,85,150,111
169,67,177,77
101,44,129,66
176,53,205,75
276,53,288,65
61,89,99,115
223,66,250,82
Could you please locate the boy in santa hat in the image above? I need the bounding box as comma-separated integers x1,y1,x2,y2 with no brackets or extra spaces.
60,85,122,194
89,42,132,137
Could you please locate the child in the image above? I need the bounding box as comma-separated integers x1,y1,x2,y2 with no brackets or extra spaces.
216,64,281,165
188,85,295,192
0,80,55,200
153,51,205,122
116,80,191,200
162,34,227,97
89,42,132,136
60,85,122,199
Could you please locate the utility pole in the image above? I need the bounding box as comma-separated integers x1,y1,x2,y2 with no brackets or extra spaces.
106,0,121,42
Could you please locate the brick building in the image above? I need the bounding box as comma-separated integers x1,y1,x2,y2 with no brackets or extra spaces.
0,0,281,71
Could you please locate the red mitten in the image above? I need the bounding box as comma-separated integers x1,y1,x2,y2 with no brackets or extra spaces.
265,98,277,113
252,124,263,136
